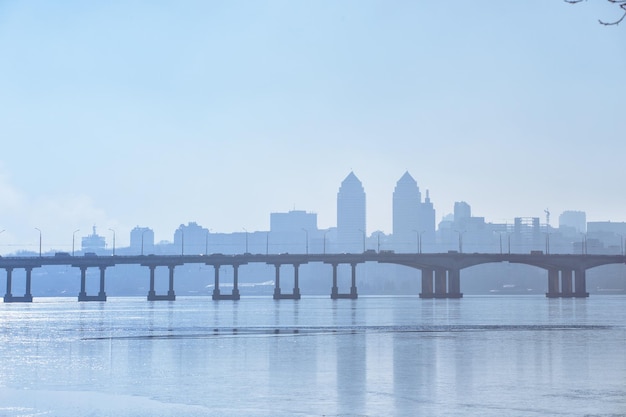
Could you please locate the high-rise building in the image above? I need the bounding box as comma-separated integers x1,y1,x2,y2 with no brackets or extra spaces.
454,201,472,223
174,222,210,255
559,211,587,235
392,172,421,252
337,172,366,253
270,210,318,254
392,172,436,252
419,190,436,250
81,226,106,254
130,226,154,255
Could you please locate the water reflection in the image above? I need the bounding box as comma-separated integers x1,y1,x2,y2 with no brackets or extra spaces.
0,296,624,416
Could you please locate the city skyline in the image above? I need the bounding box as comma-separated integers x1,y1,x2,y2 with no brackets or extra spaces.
1,2,624,253
2,170,625,256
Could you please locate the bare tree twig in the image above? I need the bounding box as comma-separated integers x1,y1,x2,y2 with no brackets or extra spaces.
565,0,626,25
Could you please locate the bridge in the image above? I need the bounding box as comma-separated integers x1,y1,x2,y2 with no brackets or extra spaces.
1,252,624,302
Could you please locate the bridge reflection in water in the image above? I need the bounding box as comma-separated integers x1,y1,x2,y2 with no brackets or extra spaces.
2,252,624,303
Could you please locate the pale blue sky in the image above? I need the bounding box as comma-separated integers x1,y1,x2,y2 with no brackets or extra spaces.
0,1,624,252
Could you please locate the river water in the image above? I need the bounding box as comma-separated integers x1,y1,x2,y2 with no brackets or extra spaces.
0,295,624,416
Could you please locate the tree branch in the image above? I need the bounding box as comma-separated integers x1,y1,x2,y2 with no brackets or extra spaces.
565,0,626,25
599,1,626,25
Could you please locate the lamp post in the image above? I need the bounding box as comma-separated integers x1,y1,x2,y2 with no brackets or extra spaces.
358,229,366,253
141,229,147,255
72,229,80,256
109,228,116,256
496,231,509,255
323,230,330,255
454,230,465,253
35,228,42,257
413,230,425,254
243,228,248,253
180,227,185,255
302,228,308,254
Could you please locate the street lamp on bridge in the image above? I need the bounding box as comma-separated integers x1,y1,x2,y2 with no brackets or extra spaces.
323,230,330,255
454,230,465,253
109,228,116,256
34,228,42,257
413,230,425,254
180,227,185,255
72,229,80,256
358,229,366,253
141,229,148,255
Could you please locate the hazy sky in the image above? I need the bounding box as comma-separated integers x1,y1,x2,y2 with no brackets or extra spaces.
1,1,624,253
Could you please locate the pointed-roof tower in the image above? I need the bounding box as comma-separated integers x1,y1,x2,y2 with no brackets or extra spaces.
337,172,366,253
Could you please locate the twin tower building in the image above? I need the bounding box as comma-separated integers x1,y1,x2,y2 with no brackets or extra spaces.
337,171,436,253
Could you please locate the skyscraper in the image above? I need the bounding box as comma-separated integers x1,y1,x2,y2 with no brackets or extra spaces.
337,172,366,253
393,172,421,252
391,172,436,252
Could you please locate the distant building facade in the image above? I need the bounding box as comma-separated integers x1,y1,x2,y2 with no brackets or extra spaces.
337,172,366,253
81,226,106,254
559,211,587,235
270,210,318,254
130,226,154,255
392,171,435,252
174,222,210,255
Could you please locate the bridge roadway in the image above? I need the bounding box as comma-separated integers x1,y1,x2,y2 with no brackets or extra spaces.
1,252,625,302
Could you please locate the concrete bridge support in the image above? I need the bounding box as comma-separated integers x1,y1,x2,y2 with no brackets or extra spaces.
434,269,447,298
4,267,34,303
546,268,589,298
419,269,434,298
273,264,301,300
79,266,107,302
547,269,560,297
330,262,358,299
447,269,463,298
419,268,462,299
561,269,573,296
574,269,589,297
147,265,176,301
212,265,241,300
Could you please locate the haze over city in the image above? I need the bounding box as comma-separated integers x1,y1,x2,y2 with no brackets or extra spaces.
1,1,624,252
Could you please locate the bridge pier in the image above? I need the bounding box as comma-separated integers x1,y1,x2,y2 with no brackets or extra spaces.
147,265,176,301
419,268,462,299
546,268,589,298
4,267,34,303
330,262,358,299
78,266,107,302
273,264,301,300
562,269,573,297
419,269,434,298
212,264,241,300
434,269,447,298
447,268,463,298
574,269,589,297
